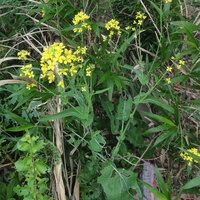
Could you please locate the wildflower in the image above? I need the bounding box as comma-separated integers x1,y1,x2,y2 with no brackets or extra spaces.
72,11,90,25
179,60,185,65
166,77,171,84
18,50,30,60
58,68,68,76
86,66,92,76
117,31,122,36
132,27,136,31
57,80,64,88
171,56,175,60
42,8,45,17
20,64,34,79
134,12,146,25
180,148,200,166
138,20,143,25
69,66,77,76
81,87,86,92
72,11,91,33
105,19,120,30
26,83,36,90
125,26,131,30
166,66,172,72
133,33,137,39
165,0,172,3
177,65,181,69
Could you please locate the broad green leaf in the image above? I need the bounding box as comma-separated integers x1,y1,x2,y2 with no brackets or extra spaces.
15,157,32,172
36,161,48,174
116,95,132,121
182,176,200,190
6,125,34,132
132,69,149,85
32,140,45,153
141,181,168,200
98,162,140,200
142,112,175,126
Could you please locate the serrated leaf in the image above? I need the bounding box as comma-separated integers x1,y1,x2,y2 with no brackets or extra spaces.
36,161,48,174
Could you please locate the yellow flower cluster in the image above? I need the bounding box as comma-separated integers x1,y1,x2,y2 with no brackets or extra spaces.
19,64,36,90
72,11,91,33
180,148,200,166
18,50,30,60
20,64,34,78
165,0,172,3
105,19,121,41
26,83,36,90
166,57,185,84
133,11,147,26
40,42,87,88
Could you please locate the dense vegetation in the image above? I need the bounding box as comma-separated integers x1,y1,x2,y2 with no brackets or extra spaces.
0,0,200,199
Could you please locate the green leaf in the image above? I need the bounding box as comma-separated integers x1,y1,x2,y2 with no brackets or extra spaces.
36,161,48,174
7,111,33,126
116,95,132,121
89,131,106,152
155,165,168,197
142,96,174,113
15,157,32,172
32,140,44,153
98,162,140,200
94,88,110,95
153,128,177,147
141,181,168,200
132,69,149,85
6,125,34,132
38,106,88,121
142,112,175,126
182,176,200,190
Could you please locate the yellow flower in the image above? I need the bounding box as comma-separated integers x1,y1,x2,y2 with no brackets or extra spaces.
177,65,181,69
166,77,171,84
117,31,122,36
72,11,90,25
105,19,120,30
166,66,172,72
125,26,131,30
58,68,68,76
18,50,30,60
138,20,143,25
26,83,36,90
179,60,185,65
165,0,172,3
171,56,175,60
42,8,45,17
132,27,136,31
81,87,86,92
180,148,200,166
57,80,64,88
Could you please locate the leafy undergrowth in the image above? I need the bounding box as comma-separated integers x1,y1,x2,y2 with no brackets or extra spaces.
0,0,200,199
